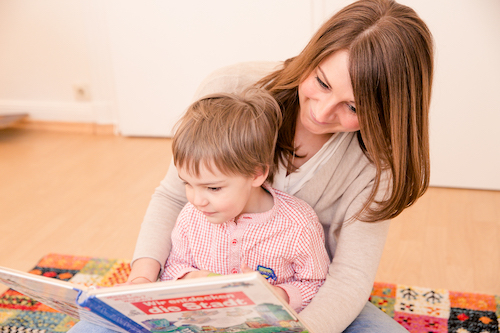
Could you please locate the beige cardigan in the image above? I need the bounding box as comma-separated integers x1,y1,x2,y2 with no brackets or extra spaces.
133,62,391,332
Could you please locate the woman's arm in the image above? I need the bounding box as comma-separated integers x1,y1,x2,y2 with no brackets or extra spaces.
128,160,187,282
126,258,161,284
300,217,390,332
286,132,393,332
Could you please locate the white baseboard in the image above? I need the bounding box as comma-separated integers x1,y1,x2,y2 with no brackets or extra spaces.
0,100,115,124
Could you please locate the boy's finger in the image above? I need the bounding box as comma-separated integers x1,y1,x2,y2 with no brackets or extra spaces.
240,263,254,273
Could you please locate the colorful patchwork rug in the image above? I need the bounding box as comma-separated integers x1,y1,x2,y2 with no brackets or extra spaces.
0,254,499,333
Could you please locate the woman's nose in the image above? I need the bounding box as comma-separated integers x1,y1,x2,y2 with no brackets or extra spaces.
315,98,339,122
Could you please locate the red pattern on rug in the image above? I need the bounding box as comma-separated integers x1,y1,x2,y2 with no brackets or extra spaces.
0,253,498,332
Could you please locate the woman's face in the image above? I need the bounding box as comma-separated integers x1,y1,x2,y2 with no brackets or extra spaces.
298,50,360,136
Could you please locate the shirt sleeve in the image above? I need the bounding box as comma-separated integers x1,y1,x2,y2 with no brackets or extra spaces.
278,211,330,313
160,207,199,281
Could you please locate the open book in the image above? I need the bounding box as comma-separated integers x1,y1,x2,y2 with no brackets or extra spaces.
0,265,311,332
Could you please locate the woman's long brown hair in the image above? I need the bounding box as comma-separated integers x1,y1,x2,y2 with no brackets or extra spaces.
257,0,434,222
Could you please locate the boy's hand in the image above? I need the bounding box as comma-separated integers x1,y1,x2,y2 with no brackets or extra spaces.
180,270,214,279
240,263,290,303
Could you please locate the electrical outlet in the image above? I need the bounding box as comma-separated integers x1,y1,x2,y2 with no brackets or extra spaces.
73,84,91,102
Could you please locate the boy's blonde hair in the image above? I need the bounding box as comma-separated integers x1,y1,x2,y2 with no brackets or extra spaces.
172,89,282,182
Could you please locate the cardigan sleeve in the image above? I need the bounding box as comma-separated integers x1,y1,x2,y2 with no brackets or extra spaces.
132,159,187,270
298,166,392,332
299,218,390,332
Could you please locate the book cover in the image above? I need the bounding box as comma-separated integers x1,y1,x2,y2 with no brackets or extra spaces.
0,266,310,332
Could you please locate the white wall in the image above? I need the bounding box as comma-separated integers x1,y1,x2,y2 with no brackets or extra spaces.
416,0,500,190
103,0,317,137
0,1,101,122
0,0,499,190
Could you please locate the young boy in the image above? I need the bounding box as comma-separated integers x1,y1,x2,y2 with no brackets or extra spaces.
161,89,329,313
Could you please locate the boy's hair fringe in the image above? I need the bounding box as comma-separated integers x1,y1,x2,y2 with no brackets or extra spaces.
172,88,283,183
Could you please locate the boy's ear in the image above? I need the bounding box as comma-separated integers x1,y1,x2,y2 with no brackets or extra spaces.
251,166,269,187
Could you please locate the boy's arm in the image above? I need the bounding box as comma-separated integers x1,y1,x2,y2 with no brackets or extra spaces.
242,219,329,313
278,220,330,312
160,212,200,281
241,263,289,303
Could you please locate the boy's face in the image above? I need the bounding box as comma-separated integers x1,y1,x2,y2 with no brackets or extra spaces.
177,163,258,224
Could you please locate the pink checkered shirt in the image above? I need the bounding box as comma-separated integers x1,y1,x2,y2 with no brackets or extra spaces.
161,186,330,312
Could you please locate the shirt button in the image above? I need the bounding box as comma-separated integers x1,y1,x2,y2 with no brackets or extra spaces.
231,239,237,245
231,268,238,274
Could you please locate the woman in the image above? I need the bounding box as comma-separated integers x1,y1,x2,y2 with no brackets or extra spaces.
71,0,433,331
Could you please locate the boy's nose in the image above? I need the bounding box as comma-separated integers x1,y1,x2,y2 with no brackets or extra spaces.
193,192,208,207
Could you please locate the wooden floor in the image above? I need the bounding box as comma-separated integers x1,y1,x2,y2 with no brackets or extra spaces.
1,127,499,297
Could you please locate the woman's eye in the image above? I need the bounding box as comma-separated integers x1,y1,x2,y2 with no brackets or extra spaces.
347,104,357,114
315,76,329,89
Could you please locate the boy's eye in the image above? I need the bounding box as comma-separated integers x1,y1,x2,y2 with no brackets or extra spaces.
208,187,221,192
315,76,329,89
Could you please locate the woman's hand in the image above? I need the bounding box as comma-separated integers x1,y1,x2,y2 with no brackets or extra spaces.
240,263,290,304
124,258,161,285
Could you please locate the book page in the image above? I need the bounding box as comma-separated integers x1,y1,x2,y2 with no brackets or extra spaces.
0,266,84,318
89,272,310,332
0,265,131,332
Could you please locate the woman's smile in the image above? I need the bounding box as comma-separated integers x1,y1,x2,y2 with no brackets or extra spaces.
310,108,330,125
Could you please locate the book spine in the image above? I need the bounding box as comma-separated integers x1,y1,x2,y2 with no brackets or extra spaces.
77,293,150,333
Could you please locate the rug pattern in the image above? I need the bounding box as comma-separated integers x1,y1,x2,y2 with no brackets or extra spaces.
0,254,498,333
